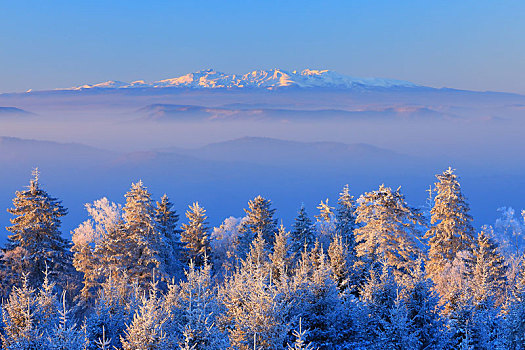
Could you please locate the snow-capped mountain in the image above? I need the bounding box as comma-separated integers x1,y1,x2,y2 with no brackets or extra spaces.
62,69,419,91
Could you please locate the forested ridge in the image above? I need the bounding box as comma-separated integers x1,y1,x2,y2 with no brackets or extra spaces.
0,168,524,350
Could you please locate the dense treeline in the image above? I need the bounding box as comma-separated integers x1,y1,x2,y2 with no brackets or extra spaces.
0,168,524,349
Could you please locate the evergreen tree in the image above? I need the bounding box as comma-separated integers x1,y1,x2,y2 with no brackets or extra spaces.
5,170,71,287
0,274,45,349
155,194,183,276
425,168,475,290
334,185,362,295
292,242,342,349
238,196,278,254
466,229,507,307
219,236,289,350
47,292,88,350
360,265,399,343
335,184,357,244
287,318,315,350
180,202,210,267
167,260,227,350
401,262,448,350
71,198,123,302
291,204,316,256
327,234,350,295
315,200,335,245
85,273,138,350
503,265,525,349
376,298,421,350
121,283,170,350
354,185,423,278
123,181,164,285
270,225,294,285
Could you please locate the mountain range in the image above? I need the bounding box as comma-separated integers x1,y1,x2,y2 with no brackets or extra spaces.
59,69,419,91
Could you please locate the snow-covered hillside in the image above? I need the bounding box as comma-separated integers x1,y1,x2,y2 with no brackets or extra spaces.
61,69,419,91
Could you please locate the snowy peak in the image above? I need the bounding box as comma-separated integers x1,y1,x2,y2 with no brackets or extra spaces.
62,69,419,91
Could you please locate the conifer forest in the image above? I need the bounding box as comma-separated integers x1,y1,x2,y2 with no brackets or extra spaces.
0,167,523,350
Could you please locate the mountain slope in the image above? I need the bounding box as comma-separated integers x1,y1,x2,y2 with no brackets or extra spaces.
0,106,34,117
61,69,419,91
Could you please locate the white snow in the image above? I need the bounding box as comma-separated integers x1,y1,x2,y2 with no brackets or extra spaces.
61,69,419,91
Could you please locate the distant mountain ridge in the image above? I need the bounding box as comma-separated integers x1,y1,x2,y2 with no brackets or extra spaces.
60,69,419,91
0,106,34,116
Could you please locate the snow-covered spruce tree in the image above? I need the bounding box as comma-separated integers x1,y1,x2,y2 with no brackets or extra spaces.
354,185,424,279
466,228,507,308
270,225,294,286
165,259,227,350
219,236,289,350
85,272,139,350
180,202,211,267
209,216,246,278
503,265,525,349
120,281,171,350
71,198,123,302
0,274,45,349
446,229,507,349
47,292,88,350
335,184,358,244
425,168,475,292
315,200,335,247
375,297,421,350
287,318,315,350
327,234,350,295
238,196,278,256
291,242,342,349
155,194,184,277
123,181,164,286
291,204,316,257
400,261,448,350
5,170,71,288
359,264,399,346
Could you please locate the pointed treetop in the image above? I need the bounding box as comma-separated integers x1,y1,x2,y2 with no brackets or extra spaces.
316,199,334,222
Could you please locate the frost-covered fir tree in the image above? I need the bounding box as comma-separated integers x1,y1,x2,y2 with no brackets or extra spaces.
287,318,315,350
85,273,139,350
360,265,399,345
270,225,294,286
354,185,423,278
1,274,45,349
238,196,278,255
164,259,227,350
466,229,507,307
503,265,525,349
47,292,88,350
327,234,350,295
155,194,183,277
400,261,447,350
425,168,475,291
335,184,357,244
292,242,342,349
180,202,211,267
334,185,361,294
376,298,421,350
291,204,316,256
209,216,246,277
5,170,71,287
315,200,335,245
219,236,289,350
123,181,164,285
121,281,171,350
71,198,126,302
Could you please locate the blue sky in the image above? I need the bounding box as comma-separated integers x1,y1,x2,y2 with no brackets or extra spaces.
1,0,524,93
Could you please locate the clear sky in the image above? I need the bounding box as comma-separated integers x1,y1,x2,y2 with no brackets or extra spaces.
1,0,524,94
